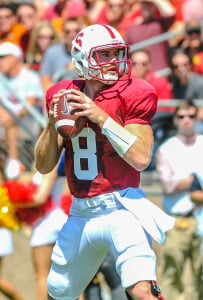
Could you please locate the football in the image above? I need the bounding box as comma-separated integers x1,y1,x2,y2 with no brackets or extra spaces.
53,90,86,139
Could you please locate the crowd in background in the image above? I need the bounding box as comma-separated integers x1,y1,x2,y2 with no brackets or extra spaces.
0,0,203,174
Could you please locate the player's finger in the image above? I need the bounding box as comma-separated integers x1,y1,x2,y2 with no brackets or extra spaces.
70,89,91,102
52,89,67,100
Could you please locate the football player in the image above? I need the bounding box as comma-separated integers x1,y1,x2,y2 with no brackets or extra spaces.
34,24,175,300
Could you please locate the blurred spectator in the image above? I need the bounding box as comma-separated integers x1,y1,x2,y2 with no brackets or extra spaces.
17,2,39,57
129,48,175,172
178,19,203,75
63,0,86,19
167,0,185,49
169,48,203,129
156,100,203,300
171,0,184,23
62,0,88,28
0,3,26,46
84,0,106,24
125,0,141,23
171,19,203,58
40,17,81,93
32,0,57,20
0,42,44,178
93,0,134,36
124,0,176,72
42,0,67,35
25,21,60,72
42,0,87,35
131,49,173,112
43,0,67,21
169,49,203,98
182,19,203,54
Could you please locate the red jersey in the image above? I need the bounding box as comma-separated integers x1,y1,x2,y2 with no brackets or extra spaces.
46,78,157,198
146,72,174,113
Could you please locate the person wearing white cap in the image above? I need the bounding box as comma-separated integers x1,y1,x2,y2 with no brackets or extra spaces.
0,41,44,178
0,42,23,58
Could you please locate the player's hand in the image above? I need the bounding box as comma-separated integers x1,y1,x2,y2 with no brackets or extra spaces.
64,88,108,127
49,89,67,118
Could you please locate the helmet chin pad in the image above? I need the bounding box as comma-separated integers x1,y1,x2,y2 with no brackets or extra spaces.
88,61,130,84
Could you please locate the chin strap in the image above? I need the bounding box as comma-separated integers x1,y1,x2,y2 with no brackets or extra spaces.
125,281,165,300
151,281,165,300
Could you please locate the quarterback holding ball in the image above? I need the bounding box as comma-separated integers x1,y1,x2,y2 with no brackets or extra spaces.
34,24,175,300
53,89,87,138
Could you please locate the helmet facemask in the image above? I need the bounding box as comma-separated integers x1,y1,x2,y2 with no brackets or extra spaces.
87,44,131,84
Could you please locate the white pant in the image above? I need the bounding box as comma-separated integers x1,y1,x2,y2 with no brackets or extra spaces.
47,189,159,300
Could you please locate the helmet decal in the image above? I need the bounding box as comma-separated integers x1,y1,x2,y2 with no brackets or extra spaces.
75,32,84,48
101,24,116,39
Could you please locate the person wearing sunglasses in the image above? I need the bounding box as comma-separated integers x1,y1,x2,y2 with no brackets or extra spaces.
25,21,60,72
156,99,203,300
183,19,203,77
170,18,203,75
169,48,203,129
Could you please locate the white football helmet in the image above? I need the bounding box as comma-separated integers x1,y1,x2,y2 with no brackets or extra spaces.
71,24,131,84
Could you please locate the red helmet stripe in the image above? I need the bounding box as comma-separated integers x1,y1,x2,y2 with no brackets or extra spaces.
101,24,116,38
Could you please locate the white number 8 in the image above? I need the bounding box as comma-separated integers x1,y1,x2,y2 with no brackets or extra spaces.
71,128,98,180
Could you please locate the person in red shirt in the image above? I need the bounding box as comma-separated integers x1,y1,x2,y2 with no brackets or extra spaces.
131,49,175,171
94,0,138,36
131,49,173,112
34,24,174,300
124,0,175,72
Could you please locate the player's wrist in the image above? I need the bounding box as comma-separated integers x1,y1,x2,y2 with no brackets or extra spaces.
97,111,109,128
102,117,137,157
48,116,57,129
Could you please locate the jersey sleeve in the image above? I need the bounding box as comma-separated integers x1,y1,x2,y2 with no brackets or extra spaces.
122,78,158,125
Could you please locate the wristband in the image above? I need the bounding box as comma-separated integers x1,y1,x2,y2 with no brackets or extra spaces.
102,117,137,157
